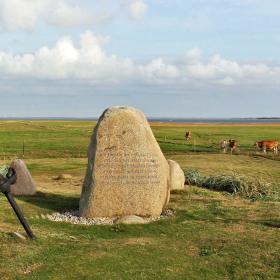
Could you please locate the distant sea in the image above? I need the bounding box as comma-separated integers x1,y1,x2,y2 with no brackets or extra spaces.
148,118,280,124
1,117,280,124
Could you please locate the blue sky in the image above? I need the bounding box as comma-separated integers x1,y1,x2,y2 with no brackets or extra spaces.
0,0,280,118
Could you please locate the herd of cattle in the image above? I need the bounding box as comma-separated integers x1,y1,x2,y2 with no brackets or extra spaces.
185,131,279,154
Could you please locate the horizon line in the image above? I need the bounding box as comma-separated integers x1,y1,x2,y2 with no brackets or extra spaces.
0,117,280,121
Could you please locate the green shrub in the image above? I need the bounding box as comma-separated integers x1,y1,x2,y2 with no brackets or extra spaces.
202,174,241,193
184,169,279,201
184,169,205,186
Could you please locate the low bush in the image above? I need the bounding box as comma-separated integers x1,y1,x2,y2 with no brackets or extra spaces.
184,169,279,201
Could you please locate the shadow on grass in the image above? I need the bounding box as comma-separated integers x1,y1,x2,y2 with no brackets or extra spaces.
257,221,280,228
16,191,79,212
178,210,280,230
249,152,280,161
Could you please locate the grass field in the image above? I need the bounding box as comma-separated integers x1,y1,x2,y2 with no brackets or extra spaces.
1,120,280,158
0,121,279,279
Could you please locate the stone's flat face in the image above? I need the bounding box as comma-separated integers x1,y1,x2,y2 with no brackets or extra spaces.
168,160,185,190
79,106,170,218
10,159,36,195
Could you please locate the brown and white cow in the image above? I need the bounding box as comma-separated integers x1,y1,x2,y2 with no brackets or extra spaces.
219,139,237,153
185,131,192,141
228,139,237,153
255,140,278,154
219,140,228,153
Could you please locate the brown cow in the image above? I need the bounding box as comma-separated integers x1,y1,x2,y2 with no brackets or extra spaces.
255,140,278,154
185,131,192,141
228,139,237,154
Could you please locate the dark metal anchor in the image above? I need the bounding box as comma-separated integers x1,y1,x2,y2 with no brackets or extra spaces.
0,167,36,240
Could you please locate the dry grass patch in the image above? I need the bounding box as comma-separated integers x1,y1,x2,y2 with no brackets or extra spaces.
22,263,45,275
35,175,82,196
124,237,156,246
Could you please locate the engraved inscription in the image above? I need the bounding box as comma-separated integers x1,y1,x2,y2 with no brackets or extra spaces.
97,152,160,185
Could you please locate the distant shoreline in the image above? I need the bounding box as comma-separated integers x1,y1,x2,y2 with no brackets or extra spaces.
0,117,280,126
148,118,280,124
150,122,280,127
1,117,280,124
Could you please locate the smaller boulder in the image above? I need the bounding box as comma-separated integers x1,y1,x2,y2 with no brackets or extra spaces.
52,174,73,180
168,160,185,190
115,215,147,225
10,159,36,195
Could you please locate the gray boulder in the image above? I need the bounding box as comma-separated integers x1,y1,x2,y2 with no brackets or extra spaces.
10,159,36,195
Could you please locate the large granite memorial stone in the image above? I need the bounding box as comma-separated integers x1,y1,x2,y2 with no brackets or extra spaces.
79,106,170,217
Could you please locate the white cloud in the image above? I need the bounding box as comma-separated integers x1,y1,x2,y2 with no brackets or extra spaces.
140,58,180,81
184,49,279,85
0,0,41,31
0,35,279,87
186,53,242,81
185,48,201,63
0,31,175,82
47,2,112,27
0,0,148,31
123,0,148,21
0,0,111,31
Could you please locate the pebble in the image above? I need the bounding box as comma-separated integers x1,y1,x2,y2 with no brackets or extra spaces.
47,211,114,225
115,215,148,225
45,210,172,226
52,174,73,180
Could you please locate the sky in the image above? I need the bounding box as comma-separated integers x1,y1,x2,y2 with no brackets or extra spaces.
0,0,280,118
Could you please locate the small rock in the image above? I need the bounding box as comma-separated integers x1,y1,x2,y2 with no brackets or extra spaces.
162,208,176,217
114,215,147,225
46,211,163,226
52,174,73,180
47,211,114,225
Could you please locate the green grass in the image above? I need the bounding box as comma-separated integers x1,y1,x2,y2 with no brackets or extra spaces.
152,124,280,154
0,121,279,279
0,187,279,280
0,121,94,158
1,120,280,158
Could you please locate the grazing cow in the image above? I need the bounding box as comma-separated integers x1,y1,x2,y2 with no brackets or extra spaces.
219,140,228,153
185,131,192,141
228,139,237,154
255,140,278,154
